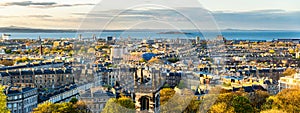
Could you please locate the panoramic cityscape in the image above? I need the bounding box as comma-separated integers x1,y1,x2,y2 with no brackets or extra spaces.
0,0,300,113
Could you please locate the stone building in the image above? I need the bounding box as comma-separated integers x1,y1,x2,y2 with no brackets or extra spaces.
0,68,74,103
5,87,38,113
133,66,164,113
80,87,114,113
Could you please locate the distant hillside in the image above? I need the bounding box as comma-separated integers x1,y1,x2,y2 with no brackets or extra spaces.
0,26,76,33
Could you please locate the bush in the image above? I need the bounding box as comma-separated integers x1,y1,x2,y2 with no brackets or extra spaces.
167,57,180,63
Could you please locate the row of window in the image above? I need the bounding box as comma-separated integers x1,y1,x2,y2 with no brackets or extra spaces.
7,94,22,101
8,104,37,113
7,89,37,100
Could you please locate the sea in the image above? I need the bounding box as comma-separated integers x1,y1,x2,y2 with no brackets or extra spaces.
1,30,300,41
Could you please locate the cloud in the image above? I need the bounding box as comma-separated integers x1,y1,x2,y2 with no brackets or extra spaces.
75,8,300,30
26,15,52,18
0,15,52,18
1,1,55,6
1,6,299,30
74,8,204,21
0,1,94,8
76,7,217,30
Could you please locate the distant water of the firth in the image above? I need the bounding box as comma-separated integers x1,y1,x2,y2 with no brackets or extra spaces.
2,30,300,41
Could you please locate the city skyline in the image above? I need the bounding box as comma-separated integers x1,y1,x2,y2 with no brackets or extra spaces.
0,0,299,30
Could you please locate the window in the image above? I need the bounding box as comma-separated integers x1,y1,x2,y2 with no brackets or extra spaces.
13,103,17,108
7,104,12,108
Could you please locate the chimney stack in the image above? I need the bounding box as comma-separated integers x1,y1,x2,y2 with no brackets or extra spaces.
140,67,144,83
134,67,138,87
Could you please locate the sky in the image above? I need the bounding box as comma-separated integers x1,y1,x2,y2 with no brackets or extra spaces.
0,0,299,30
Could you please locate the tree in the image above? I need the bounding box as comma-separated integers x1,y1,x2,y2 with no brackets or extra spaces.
160,89,195,113
70,98,78,104
74,100,90,113
115,97,135,109
209,102,234,113
248,90,270,112
102,97,135,113
288,48,295,54
263,88,300,113
95,45,110,50
167,57,180,63
162,83,170,88
183,97,202,113
0,86,9,113
79,47,86,53
209,91,251,113
43,47,50,54
87,48,95,54
282,68,297,76
160,88,175,105
260,109,287,113
138,58,146,63
33,101,90,113
0,60,14,66
15,57,29,63
269,49,275,54
33,102,56,113
4,49,11,54
231,96,254,113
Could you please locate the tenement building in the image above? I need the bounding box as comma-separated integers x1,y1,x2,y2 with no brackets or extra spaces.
279,73,300,91
5,87,38,113
0,68,75,102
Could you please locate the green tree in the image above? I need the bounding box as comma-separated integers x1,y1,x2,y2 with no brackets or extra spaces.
231,96,254,113
0,86,10,113
4,49,12,54
167,57,180,63
70,98,78,104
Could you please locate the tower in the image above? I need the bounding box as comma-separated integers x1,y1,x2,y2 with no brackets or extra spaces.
134,66,163,113
93,34,96,41
38,36,43,55
196,36,200,44
78,34,82,41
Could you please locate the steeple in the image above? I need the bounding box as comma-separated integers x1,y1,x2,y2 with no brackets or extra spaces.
78,34,82,41
39,36,43,56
